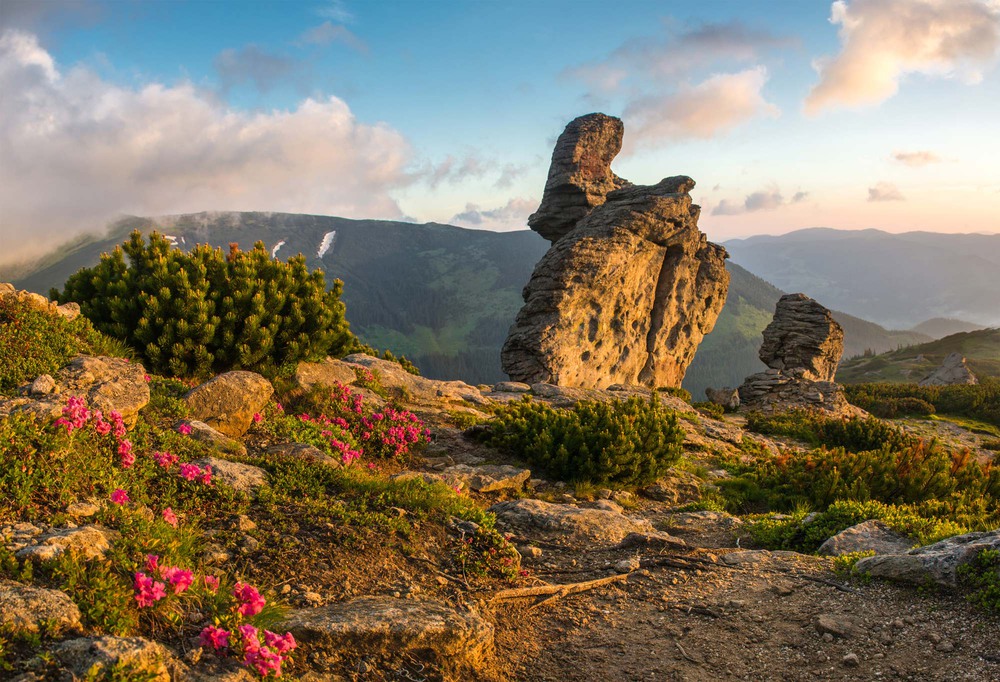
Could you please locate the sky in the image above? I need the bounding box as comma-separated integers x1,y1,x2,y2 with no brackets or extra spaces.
1,0,999,267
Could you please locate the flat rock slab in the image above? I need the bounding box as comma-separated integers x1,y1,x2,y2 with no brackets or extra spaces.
15,525,117,562
615,531,687,551
184,371,273,438
442,464,531,493
284,596,493,676
341,354,491,407
192,456,268,492
266,442,341,468
855,529,1000,587
54,636,182,682
663,511,744,533
294,359,358,391
181,420,247,456
0,579,81,635
818,520,914,557
490,498,656,545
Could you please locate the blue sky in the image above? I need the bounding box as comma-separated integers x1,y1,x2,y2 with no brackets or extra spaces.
1,0,998,266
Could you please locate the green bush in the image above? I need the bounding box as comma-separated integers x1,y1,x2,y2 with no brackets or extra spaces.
746,410,916,452
55,231,354,379
693,401,725,419
0,296,128,395
845,381,1000,428
958,548,1000,616
482,396,684,487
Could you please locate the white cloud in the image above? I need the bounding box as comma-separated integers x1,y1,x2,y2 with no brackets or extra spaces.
711,185,807,215
625,67,779,145
806,0,1000,114
892,150,943,166
0,29,413,267
450,198,537,231
297,22,368,54
868,182,906,201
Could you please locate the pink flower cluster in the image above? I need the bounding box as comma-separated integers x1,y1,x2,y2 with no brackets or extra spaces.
200,623,297,677
359,407,431,459
153,450,212,486
56,397,134,468
133,554,196,607
233,581,266,616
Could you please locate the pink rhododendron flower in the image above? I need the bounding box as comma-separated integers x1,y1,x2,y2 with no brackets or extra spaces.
252,412,263,423
203,575,220,593
117,439,135,468
55,395,90,434
109,411,127,439
274,402,284,412
162,566,194,595
178,463,201,481
177,423,192,435
145,554,160,573
200,625,230,650
110,489,129,505
238,623,260,651
144,374,151,382
153,451,179,469
162,507,178,527
133,571,166,607
233,582,266,617
200,465,213,485
264,630,297,654
244,646,283,677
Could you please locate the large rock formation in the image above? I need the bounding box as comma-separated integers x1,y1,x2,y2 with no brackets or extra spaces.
502,114,729,390
919,352,978,386
739,294,856,415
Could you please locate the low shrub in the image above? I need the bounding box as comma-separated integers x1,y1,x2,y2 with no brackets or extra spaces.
845,381,1000,429
481,396,684,487
693,401,725,419
957,548,1000,616
745,410,917,452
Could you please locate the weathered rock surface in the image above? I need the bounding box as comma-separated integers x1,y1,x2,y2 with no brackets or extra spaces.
817,520,914,557
0,580,82,635
759,294,844,381
1,355,150,426
919,353,978,387
1,283,81,320
739,294,856,415
266,442,342,468
284,597,493,677
294,358,358,391
854,529,1000,586
705,387,740,411
502,114,729,390
191,456,268,492
53,636,182,682
184,371,273,438
490,498,660,545
179,420,247,456
441,464,531,493
15,525,117,562
340,354,489,407
527,113,631,243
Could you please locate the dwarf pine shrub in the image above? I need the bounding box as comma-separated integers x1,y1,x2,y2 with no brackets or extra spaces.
483,396,684,487
845,381,1000,428
958,548,1000,615
54,231,354,379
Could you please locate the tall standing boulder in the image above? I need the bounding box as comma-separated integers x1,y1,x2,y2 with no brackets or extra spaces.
919,353,978,386
502,114,730,390
738,294,856,415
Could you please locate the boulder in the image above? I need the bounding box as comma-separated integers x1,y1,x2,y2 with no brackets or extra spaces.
0,284,81,321
492,381,532,394
441,464,531,493
705,387,739,411
266,442,342,468
284,597,493,678
178,420,247,456
339,354,489,406
854,529,1000,586
490,498,658,545
817,520,913,557
294,358,358,391
919,353,978,386
184,371,273,438
53,636,182,682
0,580,82,635
15,525,117,562
1,356,150,427
527,113,631,243
191,456,268,493
502,114,729,391
758,294,844,382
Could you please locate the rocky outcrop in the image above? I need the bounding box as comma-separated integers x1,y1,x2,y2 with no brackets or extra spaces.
1,282,80,321
759,294,844,381
53,636,182,682
501,114,729,390
0,580,82,636
739,294,856,415
919,353,978,386
854,529,1000,587
184,371,273,438
705,387,740,411
527,113,631,243
1,355,151,427
15,525,117,562
817,520,913,557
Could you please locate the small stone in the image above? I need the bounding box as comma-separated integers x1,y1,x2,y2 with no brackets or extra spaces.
65,501,100,519
822,633,834,643
935,641,955,653
615,556,640,573
842,653,860,668
236,515,257,532
303,591,323,605
281,584,292,595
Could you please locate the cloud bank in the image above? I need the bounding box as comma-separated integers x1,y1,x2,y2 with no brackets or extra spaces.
868,182,906,201
449,197,536,231
0,29,413,267
712,186,808,215
806,0,1000,114
892,150,943,167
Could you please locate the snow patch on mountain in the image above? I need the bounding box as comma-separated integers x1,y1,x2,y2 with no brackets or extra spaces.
318,231,337,258
271,240,286,258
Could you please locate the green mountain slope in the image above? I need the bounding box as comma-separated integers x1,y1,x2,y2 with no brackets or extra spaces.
837,328,1000,385
910,318,985,339
9,213,931,390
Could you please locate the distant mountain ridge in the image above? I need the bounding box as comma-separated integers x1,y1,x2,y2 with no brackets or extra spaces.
6,214,966,392
724,228,1000,328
